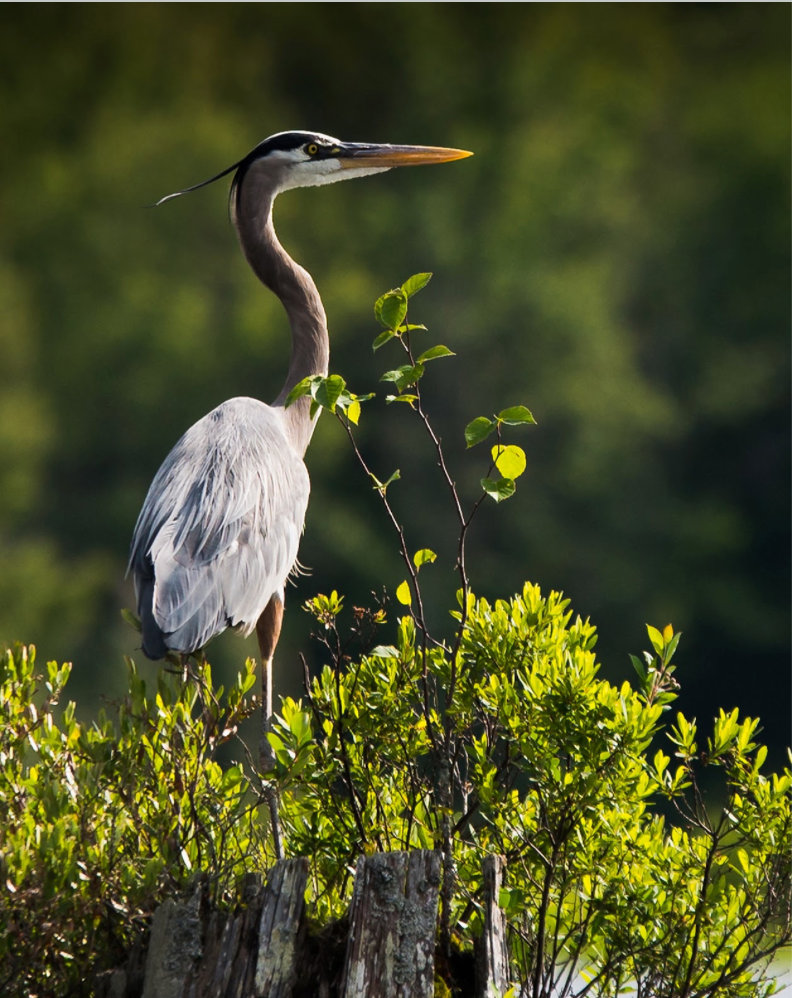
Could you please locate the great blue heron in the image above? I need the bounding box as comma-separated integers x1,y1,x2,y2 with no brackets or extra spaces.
128,130,471,850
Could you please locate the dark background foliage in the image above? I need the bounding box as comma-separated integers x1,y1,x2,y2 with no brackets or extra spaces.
0,4,788,763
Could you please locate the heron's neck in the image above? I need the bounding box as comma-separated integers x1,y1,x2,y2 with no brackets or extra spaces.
233,177,329,457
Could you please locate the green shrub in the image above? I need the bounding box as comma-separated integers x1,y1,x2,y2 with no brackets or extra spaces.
0,645,271,995
274,590,791,996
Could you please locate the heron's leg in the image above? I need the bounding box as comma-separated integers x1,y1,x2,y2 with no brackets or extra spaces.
255,594,285,860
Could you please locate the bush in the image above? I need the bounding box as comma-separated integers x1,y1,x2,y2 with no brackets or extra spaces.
0,645,271,996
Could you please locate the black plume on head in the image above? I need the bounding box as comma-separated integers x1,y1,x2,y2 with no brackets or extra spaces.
149,131,330,208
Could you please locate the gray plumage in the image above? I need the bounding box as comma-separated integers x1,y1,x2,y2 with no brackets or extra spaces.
129,130,471,660
129,398,309,657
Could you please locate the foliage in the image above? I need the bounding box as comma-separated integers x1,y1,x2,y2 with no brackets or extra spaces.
276,590,792,996
0,644,271,996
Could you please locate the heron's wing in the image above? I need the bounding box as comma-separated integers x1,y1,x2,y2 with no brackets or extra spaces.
129,398,309,654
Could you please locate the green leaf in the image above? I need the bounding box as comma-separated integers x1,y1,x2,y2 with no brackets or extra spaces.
385,394,417,405
646,625,665,656
315,374,345,412
491,444,526,479
497,405,537,425
481,477,516,502
630,654,646,682
665,631,682,662
372,329,396,351
284,376,316,408
465,416,496,448
375,290,408,330
371,645,399,659
346,400,361,425
401,272,432,298
413,548,437,570
381,364,424,392
371,469,400,494
395,581,412,605
416,344,455,364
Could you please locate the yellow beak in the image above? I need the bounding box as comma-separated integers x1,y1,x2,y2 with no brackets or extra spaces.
337,143,473,169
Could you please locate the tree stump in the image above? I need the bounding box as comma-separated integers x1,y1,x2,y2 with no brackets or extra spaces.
141,880,203,998
255,857,309,997
341,850,442,998
476,855,510,998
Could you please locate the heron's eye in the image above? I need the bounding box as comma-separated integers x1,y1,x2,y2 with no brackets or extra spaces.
306,143,319,156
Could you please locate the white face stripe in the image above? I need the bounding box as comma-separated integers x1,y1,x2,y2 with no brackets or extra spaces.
279,161,391,191
262,145,391,192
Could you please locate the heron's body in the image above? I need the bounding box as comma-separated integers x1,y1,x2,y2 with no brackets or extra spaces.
129,397,309,658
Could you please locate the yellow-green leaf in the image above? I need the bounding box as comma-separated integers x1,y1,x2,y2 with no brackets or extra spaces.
491,444,526,479
646,625,665,655
413,548,436,570
395,581,412,605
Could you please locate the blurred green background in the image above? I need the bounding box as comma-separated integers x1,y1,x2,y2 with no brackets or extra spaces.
0,4,788,763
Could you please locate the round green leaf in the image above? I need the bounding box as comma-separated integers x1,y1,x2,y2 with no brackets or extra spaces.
491,444,526,479
465,416,495,448
497,405,536,425
395,581,412,605
315,374,345,412
375,290,408,330
481,476,516,502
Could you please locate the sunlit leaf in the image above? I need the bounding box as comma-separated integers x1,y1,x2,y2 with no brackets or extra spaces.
395,580,412,605
315,374,345,412
375,290,408,330
284,376,316,407
416,344,455,363
380,364,424,391
497,405,536,425
413,548,437,569
481,476,516,502
491,444,526,479
646,625,665,656
371,645,399,658
401,272,432,298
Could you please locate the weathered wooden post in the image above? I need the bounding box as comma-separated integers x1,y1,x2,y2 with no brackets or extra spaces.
476,855,510,998
255,857,309,997
141,879,204,998
342,850,442,998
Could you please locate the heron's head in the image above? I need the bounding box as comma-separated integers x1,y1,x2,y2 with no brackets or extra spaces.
153,130,472,207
